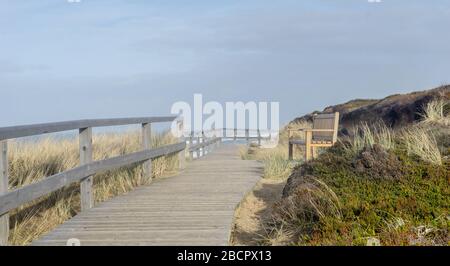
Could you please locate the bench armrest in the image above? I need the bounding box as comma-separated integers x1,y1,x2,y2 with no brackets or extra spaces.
288,128,311,132
303,129,335,132
287,128,310,139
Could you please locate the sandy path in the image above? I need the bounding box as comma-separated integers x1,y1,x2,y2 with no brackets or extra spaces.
230,178,286,246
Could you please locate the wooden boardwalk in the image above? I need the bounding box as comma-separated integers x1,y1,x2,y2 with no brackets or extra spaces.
32,144,262,246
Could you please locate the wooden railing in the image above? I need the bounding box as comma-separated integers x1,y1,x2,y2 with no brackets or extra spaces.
0,116,218,245
188,136,222,160
0,117,270,245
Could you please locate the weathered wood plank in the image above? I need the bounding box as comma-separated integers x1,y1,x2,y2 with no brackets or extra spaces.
79,128,94,211
33,144,262,246
0,116,176,141
177,120,186,170
0,142,185,215
0,141,8,246
141,123,152,183
188,137,221,152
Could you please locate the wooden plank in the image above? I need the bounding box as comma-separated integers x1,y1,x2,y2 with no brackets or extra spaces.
188,138,220,152
0,142,185,215
0,116,176,141
314,113,337,119
257,129,261,146
189,133,194,160
33,144,262,246
288,143,293,160
79,128,94,211
202,131,207,156
196,136,201,158
305,130,312,161
0,141,8,246
332,112,340,143
141,123,152,183
177,120,186,170
312,112,339,142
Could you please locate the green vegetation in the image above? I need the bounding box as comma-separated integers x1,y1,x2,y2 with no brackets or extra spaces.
240,143,296,180
239,120,313,180
270,141,449,246
241,99,449,246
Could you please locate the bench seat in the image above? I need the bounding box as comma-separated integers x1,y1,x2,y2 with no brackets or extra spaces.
288,112,340,161
289,139,333,145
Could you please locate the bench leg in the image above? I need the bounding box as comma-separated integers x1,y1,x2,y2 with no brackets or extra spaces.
305,131,312,161
305,145,311,161
288,143,293,160
311,147,316,159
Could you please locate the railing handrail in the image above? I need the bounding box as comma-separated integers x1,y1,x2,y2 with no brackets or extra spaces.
0,115,269,245
0,115,186,245
0,142,185,216
188,137,221,152
186,128,273,138
0,116,177,141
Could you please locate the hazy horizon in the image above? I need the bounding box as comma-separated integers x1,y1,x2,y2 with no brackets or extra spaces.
1,0,450,126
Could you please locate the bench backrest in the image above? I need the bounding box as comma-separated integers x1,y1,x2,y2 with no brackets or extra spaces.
312,112,340,143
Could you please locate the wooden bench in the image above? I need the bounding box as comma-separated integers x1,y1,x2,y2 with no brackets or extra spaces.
288,112,340,161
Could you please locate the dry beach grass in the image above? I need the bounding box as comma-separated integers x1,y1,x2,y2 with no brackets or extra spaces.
7,131,179,245
233,99,449,246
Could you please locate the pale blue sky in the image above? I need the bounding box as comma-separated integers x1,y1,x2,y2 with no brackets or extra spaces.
1,0,450,126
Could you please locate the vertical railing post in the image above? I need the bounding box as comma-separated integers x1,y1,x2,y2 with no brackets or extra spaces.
201,131,205,155
142,123,152,183
305,130,312,161
0,140,9,246
196,134,201,158
79,127,94,211
203,131,207,155
189,131,194,160
211,126,215,151
246,129,249,144
288,143,294,160
234,128,237,141
178,119,186,170
258,129,261,146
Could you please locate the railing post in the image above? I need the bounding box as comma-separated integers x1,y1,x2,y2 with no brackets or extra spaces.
178,120,186,170
258,129,261,146
246,129,249,143
142,123,152,183
288,143,294,160
196,135,201,158
189,131,193,160
202,131,207,155
234,128,237,141
79,127,94,211
305,130,312,161
211,126,215,152
189,131,194,160
0,140,9,246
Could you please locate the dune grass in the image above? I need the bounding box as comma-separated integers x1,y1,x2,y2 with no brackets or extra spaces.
341,122,395,155
268,138,449,246
7,130,179,246
420,99,450,126
239,121,312,180
264,103,449,246
241,99,449,246
401,126,442,166
240,144,295,180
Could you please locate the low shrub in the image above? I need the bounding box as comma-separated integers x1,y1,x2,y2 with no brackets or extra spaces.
269,138,449,246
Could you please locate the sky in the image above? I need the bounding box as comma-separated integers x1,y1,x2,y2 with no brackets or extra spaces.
1,0,450,127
